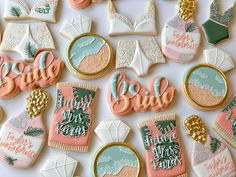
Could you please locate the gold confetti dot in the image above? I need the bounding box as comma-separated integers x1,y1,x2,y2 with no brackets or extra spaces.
178,0,196,21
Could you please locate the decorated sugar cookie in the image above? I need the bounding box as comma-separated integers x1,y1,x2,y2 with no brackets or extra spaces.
0,23,55,61
93,120,142,177
183,48,234,110
60,15,92,40
202,0,236,45
41,155,78,177
108,72,176,116
116,38,166,77
48,82,98,152
4,0,58,23
0,51,64,99
68,0,104,9
0,90,49,168
65,33,113,80
185,115,236,177
138,114,187,177
214,95,236,148
108,0,157,36
161,0,201,63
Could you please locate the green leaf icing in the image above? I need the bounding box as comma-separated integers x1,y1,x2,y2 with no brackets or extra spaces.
24,42,37,59
185,22,197,32
5,156,17,166
24,127,44,137
10,7,22,17
210,136,221,153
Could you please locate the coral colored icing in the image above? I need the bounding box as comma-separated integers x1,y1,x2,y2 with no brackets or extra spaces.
0,51,64,99
107,72,176,116
69,0,91,9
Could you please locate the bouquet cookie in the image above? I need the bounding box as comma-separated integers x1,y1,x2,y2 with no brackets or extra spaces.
48,82,98,152
138,114,187,177
93,120,142,177
185,115,236,177
0,89,49,168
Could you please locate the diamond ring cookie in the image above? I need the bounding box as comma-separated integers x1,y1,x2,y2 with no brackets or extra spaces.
93,120,142,177
183,48,234,110
107,0,157,36
116,38,166,77
0,51,64,99
161,0,201,63
66,33,114,80
0,89,49,168
213,95,236,148
202,0,236,45
4,0,59,23
138,114,187,177
40,155,78,177
48,82,98,152
108,72,176,116
184,115,236,177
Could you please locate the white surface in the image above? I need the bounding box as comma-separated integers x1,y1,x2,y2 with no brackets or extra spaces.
0,0,236,177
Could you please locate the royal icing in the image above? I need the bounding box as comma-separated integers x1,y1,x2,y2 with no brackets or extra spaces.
108,72,176,116
68,0,104,9
138,114,187,177
66,34,113,80
4,0,58,23
48,82,98,152
116,38,165,77
202,0,236,45
0,51,64,99
108,0,157,36
214,95,236,148
185,115,236,177
0,23,55,61
0,90,49,168
0,107,4,122
161,0,201,63
93,120,142,177
40,155,78,177
60,15,92,40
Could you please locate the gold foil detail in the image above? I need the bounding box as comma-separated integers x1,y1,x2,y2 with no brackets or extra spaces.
0,107,4,122
178,0,196,21
26,89,49,118
184,115,207,144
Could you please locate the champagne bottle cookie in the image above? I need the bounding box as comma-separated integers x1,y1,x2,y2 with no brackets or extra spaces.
93,120,142,177
48,82,98,152
138,114,187,177
0,89,49,168
185,115,236,177
202,0,236,45
214,95,236,148
161,0,201,63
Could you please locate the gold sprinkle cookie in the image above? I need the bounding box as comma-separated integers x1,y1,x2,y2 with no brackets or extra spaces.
0,107,4,122
26,89,49,118
184,115,207,144
178,0,196,21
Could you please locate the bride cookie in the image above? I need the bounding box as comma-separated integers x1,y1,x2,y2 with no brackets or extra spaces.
161,0,201,63
0,90,49,168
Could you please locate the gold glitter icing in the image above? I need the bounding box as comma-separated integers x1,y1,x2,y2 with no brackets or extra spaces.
184,115,207,144
178,0,196,21
26,89,49,118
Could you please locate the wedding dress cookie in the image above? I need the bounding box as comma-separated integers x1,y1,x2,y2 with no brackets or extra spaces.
202,0,236,45
40,155,78,177
138,114,187,177
93,120,142,177
185,115,236,177
0,23,55,61
116,38,165,77
183,48,234,110
108,72,176,116
0,51,64,99
162,0,201,63
0,90,49,168
108,0,157,36
48,82,98,152
4,0,58,23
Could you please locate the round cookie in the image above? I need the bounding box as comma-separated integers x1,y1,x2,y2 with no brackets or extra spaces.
183,64,228,110
93,142,142,177
68,0,91,9
66,33,114,80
